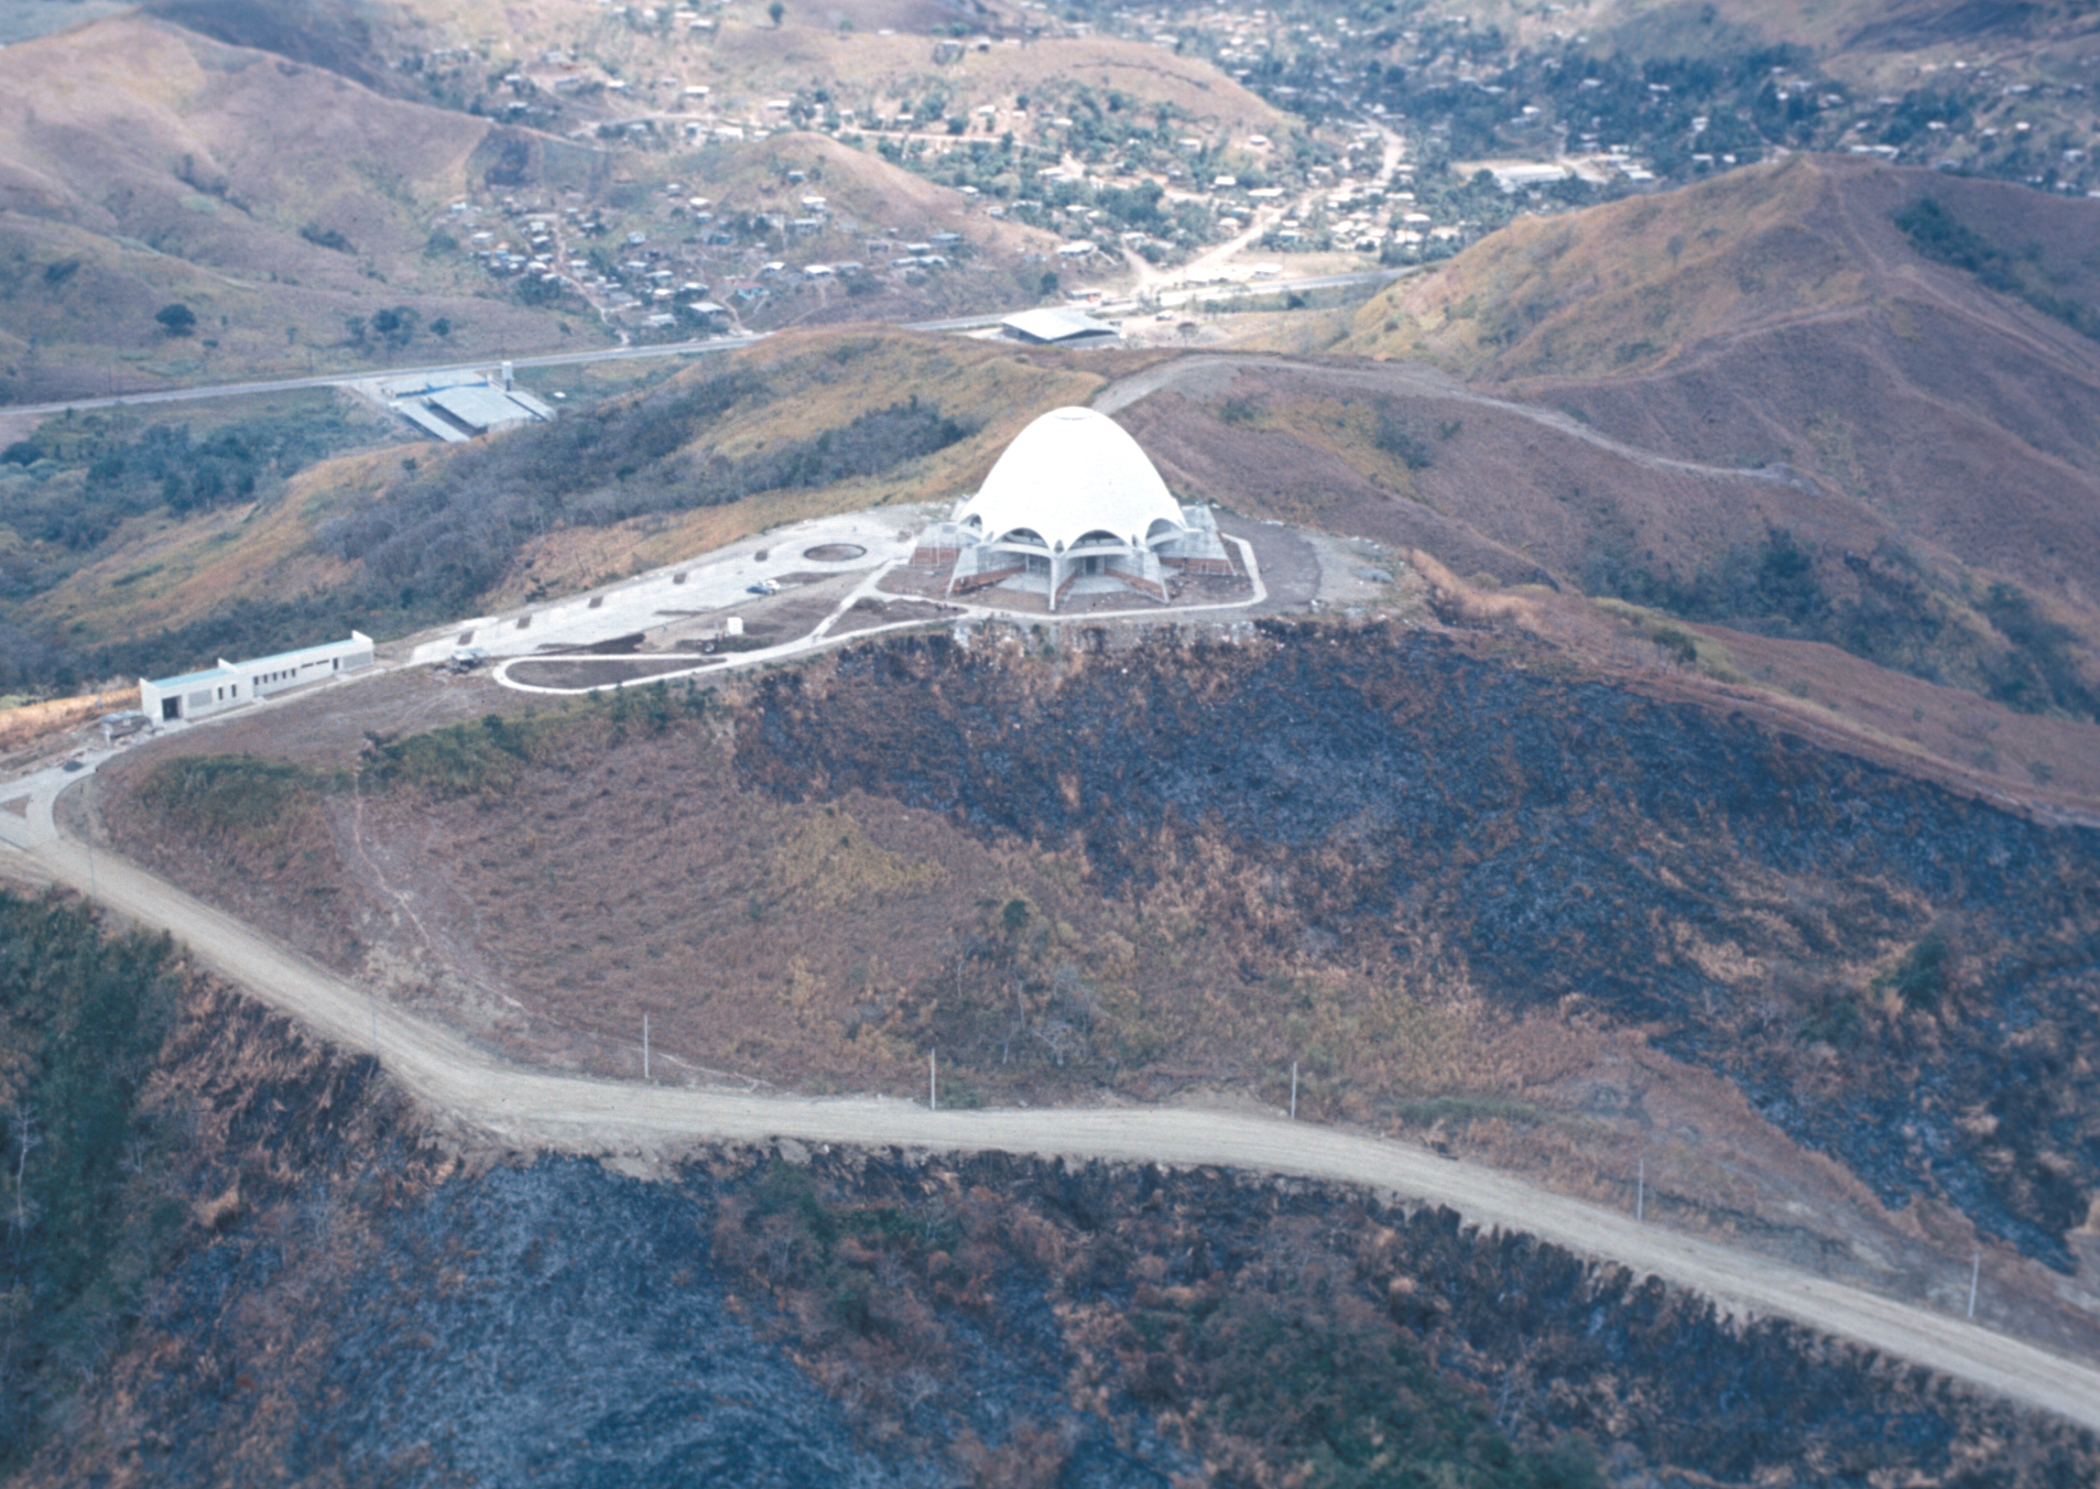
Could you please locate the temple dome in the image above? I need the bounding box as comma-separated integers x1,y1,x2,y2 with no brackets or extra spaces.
956,407,1186,553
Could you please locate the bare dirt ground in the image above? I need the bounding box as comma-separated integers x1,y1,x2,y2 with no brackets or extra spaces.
828,596,952,636
1219,515,1319,614
504,656,731,689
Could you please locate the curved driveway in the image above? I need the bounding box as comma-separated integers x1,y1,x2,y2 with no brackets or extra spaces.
0,809,2095,1432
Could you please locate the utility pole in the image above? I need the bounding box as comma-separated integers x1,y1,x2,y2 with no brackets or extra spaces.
1637,1157,1645,1223
643,1014,650,1081
929,1049,937,1111
370,989,378,1062
1290,1061,1298,1120
1968,1249,1980,1319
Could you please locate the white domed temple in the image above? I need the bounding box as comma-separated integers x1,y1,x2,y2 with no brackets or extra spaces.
909,407,1232,610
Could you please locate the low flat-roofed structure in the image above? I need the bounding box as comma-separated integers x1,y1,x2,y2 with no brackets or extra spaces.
385,375,555,443
140,632,375,724
1000,307,1120,347
428,384,550,436
139,664,243,725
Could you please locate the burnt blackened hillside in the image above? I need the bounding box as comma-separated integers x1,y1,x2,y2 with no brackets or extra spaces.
118,1160,968,1489
13,910,2096,1486
739,623,2100,1265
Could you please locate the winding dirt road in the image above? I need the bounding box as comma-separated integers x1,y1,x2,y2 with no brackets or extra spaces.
4,819,2099,1432
1091,352,1818,491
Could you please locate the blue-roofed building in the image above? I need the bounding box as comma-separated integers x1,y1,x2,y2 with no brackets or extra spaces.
140,632,374,724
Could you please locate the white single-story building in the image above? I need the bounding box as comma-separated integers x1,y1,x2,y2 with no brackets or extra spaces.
910,407,1231,610
140,632,375,724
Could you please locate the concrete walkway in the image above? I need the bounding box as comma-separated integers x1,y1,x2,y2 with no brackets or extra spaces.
488,520,1269,696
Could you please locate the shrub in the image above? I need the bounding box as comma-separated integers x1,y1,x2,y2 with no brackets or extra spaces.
1874,931,1948,1013
1649,623,1699,667
364,712,548,797
0,889,182,1472
1374,412,1434,470
134,755,321,843
300,222,355,253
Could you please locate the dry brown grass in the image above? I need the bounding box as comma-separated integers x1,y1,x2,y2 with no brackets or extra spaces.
702,23,1286,139
14,329,1113,645
476,329,1115,607
0,686,138,756
1341,157,1871,375
22,444,378,646
0,16,596,397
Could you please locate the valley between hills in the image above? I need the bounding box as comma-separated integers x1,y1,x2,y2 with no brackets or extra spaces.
3,0,2100,1483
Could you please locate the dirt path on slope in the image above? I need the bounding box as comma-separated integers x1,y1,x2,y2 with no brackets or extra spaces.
1089,352,1816,488
5,826,2099,1432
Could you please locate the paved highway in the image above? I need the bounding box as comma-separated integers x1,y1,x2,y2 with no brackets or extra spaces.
1,334,769,420
2,267,1408,419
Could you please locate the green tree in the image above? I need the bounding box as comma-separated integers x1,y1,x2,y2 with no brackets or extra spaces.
767,0,785,23
153,303,196,337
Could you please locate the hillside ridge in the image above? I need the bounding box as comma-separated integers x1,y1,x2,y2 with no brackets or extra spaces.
2,807,2098,1433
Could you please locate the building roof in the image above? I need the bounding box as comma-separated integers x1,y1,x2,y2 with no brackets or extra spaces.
149,664,238,691
958,407,1185,554
429,384,541,434
1000,307,1119,344
238,632,371,675
395,401,471,443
